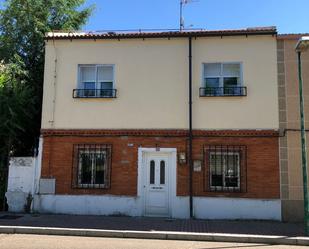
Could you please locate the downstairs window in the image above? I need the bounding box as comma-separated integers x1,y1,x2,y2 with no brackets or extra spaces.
72,144,112,189
204,145,247,192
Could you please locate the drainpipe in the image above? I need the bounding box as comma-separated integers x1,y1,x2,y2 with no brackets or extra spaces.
188,36,193,218
297,51,309,235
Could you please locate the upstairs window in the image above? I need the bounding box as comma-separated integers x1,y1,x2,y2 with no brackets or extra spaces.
74,65,116,98
200,63,246,97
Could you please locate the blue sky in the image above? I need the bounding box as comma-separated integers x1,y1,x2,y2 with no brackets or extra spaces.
82,0,309,34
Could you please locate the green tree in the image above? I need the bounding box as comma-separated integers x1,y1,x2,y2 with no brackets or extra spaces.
0,58,35,209
0,0,94,154
0,0,94,210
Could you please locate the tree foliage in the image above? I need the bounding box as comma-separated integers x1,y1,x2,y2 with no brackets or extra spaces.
0,0,94,154
0,0,94,209
0,57,35,209
0,58,35,155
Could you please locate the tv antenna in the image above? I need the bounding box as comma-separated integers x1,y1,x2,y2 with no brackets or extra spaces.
179,0,198,31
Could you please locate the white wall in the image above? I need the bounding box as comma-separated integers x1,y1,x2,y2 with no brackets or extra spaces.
7,158,34,193
33,194,143,216
6,157,35,212
33,194,281,220
5,137,43,212
193,197,281,220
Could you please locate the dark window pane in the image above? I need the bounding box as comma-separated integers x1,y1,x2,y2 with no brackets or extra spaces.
210,153,223,187
84,82,96,96
204,78,221,96
223,77,238,86
101,82,113,89
205,77,220,88
225,176,238,187
80,152,92,184
160,160,165,185
223,77,240,95
211,174,223,187
150,160,155,184
100,82,113,97
84,82,96,89
94,152,105,184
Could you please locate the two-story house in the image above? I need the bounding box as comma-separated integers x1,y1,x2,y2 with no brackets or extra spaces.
35,27,280,219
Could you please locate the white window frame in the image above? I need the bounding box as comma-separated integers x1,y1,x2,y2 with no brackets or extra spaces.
78,148,108,188
202,62,243,88
78,64,115,97
209,151,241,191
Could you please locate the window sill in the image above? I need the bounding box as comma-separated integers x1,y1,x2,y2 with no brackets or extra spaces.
209,187,241,193
74,184,109,189
74,96,117,99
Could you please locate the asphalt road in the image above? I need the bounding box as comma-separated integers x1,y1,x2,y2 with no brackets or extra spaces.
0,234,306,249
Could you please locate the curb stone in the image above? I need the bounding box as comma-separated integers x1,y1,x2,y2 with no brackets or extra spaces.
0,226,308,246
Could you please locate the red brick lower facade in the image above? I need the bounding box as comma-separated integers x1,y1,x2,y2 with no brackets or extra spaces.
40,129,280,199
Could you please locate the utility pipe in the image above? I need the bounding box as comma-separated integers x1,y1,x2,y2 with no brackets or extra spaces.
297,51,309,235
188,36,193,218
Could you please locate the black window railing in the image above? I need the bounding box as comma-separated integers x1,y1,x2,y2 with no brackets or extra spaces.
199,86,247,97
73,89,117,98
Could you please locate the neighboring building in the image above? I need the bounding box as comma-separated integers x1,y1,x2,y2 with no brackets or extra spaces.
13,27,282,219
277,34,309,222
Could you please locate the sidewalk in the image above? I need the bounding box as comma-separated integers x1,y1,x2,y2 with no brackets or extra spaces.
0,213,306,246
0,212,303,236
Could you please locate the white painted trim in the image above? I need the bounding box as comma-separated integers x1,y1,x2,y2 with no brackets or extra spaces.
137,148,179,218
201,62,244,88
77,64,116,91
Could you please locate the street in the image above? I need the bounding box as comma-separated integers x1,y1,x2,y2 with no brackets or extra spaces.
0,234,306,249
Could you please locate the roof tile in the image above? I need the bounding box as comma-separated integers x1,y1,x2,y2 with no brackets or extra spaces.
45,27,277,40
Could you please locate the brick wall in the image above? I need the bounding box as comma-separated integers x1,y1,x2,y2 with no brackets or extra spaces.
41,129,280,199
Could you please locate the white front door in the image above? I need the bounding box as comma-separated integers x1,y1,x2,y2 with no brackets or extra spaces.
144,153,169,217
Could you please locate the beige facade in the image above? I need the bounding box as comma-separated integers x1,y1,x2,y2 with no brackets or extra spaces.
41,35,278,130
36,29,282,219
278,35,309,221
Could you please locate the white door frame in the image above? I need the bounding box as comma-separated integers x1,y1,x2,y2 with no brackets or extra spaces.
138,148,177,217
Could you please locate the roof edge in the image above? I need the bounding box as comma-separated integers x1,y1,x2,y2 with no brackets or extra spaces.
45,27,277,41
278,33,309,40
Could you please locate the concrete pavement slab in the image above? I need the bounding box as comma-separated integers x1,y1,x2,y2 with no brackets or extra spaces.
0,225,309,246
